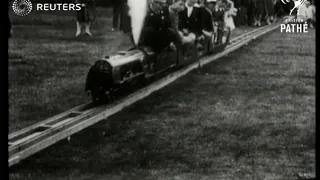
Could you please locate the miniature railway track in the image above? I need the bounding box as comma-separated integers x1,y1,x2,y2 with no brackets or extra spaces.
8,17,292,167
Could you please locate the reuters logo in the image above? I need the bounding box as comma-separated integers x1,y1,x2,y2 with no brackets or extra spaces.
12,0,33,16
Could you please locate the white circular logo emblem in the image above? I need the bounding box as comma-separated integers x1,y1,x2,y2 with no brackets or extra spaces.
12,0,33,16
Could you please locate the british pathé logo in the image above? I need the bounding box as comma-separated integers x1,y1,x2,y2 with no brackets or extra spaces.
281,18,308,33
281,0,307,15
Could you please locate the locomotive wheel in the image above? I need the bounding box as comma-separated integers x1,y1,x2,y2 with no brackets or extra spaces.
105,90,116,103
91,89,114,105
91,92,102,105
137,75,148,87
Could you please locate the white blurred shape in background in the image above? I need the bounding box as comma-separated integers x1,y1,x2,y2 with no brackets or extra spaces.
128,0,148,45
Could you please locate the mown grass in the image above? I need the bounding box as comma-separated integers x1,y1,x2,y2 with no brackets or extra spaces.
9,25,315,180
9,8,132,133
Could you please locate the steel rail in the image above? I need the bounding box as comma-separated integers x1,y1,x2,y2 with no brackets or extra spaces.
9,103,92,140
8,17,291,167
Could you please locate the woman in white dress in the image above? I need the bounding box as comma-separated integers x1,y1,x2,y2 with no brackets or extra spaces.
224,0,237,31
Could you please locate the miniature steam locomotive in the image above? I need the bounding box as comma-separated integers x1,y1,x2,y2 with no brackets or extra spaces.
85,34,230,104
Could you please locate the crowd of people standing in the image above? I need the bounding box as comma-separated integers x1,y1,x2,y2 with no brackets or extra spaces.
74,0,315,36
297,0,316,28
8,0,316,39
136,0,315,52
73,0,131,36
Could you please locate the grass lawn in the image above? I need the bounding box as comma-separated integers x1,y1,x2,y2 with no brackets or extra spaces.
9,8,133,133
9,21,315,180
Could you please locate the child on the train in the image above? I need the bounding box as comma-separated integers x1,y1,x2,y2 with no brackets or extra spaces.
211,0,227,45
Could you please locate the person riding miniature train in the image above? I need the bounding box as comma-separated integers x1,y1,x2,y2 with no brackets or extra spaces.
211,0,230,45
177,0,203,48
195,0,215,47
138,0,181,53
138,0,231,53
168,0,194,46
168,0,185,29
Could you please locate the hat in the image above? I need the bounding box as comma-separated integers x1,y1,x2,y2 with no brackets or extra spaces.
207,0,217,3
154,0,167,3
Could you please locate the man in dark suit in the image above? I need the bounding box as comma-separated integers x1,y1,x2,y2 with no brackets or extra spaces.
191,0,215,47
177,0,203,46
178,0,203,37
245,0,255,26
111,0,126,31
194,0,214,34
232,0,248,26
265,0,275,24
274,0,285,21
200,0,214,39
119,0,131,33
139,0,181,52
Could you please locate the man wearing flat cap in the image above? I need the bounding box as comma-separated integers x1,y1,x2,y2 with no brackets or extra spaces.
139,0,181,52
